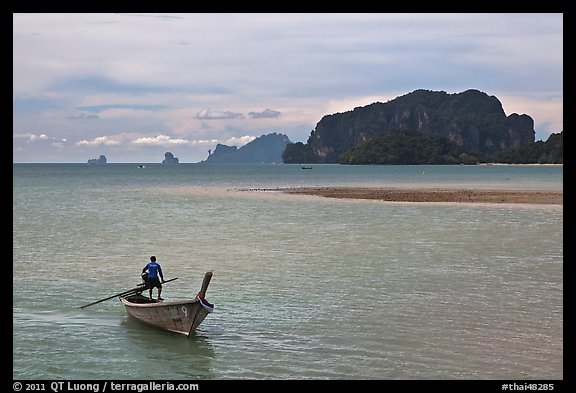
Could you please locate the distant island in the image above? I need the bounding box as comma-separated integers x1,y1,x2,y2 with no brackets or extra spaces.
87,155,107,165
202,133,291,164
162,152,179,164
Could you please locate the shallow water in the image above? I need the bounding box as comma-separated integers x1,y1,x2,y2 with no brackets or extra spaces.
13,164,563,379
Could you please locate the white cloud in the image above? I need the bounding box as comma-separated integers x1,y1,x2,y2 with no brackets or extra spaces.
225,135,256,146
14,133,67,144
76,136,121,146
131,134,190,146
189,139,219,146
195,108,243,120
30,133,48,141
248,109,281,119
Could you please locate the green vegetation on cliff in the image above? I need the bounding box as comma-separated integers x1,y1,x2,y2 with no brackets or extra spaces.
485,131,563,164
282,141,320,163
340,129,479,165
336,129,562,165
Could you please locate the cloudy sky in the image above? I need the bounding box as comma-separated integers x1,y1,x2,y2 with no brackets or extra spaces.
13,13,563,163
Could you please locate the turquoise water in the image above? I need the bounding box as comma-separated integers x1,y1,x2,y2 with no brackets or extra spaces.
13,164,563,380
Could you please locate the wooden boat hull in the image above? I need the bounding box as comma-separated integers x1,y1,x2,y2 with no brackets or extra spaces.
121,295,209,337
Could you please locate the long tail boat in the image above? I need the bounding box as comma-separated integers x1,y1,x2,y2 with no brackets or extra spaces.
120,272,214,337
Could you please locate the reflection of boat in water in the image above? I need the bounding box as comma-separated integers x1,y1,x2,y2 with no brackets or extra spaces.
120,272,214,337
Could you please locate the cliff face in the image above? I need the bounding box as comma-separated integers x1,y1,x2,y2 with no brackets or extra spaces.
300,89,535,163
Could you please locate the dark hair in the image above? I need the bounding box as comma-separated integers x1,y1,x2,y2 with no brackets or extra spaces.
150,256,156,262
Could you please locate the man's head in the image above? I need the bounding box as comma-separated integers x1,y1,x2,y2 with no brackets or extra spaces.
150,256,156,262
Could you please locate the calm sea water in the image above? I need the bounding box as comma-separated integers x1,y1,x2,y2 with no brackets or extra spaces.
13,164,563,380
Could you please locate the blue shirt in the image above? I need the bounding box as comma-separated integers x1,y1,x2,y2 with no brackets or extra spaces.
143,261,163,280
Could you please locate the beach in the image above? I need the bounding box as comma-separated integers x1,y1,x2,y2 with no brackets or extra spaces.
277,187,563,205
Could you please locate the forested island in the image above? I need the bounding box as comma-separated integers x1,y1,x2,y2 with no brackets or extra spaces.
282,89,562,165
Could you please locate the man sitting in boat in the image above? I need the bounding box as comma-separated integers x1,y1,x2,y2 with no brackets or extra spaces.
142,256,165,301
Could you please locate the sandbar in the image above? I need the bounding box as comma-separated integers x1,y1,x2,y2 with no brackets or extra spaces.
272,187,563,205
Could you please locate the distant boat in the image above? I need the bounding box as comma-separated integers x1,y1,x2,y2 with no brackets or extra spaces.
301,166,312,170
120,272,214,337
138,165,146,168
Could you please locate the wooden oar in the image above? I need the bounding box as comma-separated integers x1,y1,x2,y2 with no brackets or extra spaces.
79,287,141,309
80,277,178,309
